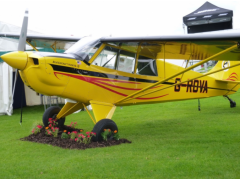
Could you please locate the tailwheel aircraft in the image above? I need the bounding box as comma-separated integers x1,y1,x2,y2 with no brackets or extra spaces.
2,10,240,141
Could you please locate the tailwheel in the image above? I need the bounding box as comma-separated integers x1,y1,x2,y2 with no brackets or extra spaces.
92,119,118,142
224,95,236,108
42,106,65,128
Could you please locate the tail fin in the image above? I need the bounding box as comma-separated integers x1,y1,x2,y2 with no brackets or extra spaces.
209,60,240,82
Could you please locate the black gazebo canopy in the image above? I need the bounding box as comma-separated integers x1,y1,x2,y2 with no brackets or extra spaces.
183,1,233,33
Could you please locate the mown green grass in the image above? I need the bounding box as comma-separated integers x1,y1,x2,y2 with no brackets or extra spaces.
1,92,240,178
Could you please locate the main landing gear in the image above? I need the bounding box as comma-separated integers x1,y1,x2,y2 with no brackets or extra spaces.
42,102,118,142
224,95,236,108
92,119,118,142
42,106,118,141
42,106,65,128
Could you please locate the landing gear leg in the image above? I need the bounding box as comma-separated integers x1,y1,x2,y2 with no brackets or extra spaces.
224,95,236,108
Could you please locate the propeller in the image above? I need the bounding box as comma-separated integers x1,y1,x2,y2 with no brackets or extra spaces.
14,9,29,125
18,9,28,51
19,9,29,125
1,9,29,123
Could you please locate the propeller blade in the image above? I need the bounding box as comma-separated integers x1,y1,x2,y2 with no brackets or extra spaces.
20,83,24,125
12,69,24,125
18,9,28,51
12,69,18,101
11,69,19,114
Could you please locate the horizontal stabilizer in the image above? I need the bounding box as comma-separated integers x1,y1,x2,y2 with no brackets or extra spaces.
216,79,240,83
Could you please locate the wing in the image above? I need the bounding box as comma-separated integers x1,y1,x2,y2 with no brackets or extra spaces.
0,32,81,54
100,32,240,61
0,32,81,41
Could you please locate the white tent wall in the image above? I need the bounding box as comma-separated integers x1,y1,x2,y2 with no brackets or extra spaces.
0,21,21,33
0,21,45,115
0,37,18,51
0,21,39,34
0,62,13,115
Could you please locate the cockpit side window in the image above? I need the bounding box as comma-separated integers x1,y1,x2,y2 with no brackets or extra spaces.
116,50,136,73
92,46,118,69
92,46,136,74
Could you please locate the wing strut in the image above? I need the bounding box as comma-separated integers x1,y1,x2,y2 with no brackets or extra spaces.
181,44,193,80
51,41,57,52
26,40,38,51
115,44,238,105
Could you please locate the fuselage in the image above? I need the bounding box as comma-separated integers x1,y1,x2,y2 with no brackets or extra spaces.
2,37,240,107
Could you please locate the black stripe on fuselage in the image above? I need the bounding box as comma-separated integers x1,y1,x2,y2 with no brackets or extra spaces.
50,64,158,83
49,64,236,92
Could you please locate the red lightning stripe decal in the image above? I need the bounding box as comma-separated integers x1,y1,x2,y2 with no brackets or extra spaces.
54,72,168,100
225,72,238,81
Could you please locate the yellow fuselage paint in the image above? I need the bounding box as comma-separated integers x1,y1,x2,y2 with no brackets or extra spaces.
18,52,239,108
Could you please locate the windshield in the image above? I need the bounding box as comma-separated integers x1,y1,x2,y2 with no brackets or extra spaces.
65,36,101,62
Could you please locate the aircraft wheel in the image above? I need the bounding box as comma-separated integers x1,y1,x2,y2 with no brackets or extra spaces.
42,106,65,128
92,119,118,142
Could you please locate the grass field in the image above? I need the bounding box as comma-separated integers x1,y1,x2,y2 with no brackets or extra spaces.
1,92,240,178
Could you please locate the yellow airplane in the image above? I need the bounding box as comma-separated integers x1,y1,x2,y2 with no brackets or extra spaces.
2,10,240,141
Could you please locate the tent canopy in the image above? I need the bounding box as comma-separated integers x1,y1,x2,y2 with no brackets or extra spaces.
183,1,233,27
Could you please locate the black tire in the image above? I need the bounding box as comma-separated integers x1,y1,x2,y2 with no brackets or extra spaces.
42,106,65,128
92,119,118,142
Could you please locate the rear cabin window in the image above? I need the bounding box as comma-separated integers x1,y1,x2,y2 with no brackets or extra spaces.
137,56,158,76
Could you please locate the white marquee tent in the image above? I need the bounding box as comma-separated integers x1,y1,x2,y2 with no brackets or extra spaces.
0,22,64,115
0,22,91,116
0,62,13,115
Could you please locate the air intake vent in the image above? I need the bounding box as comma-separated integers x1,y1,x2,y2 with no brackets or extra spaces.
32,58,39,65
